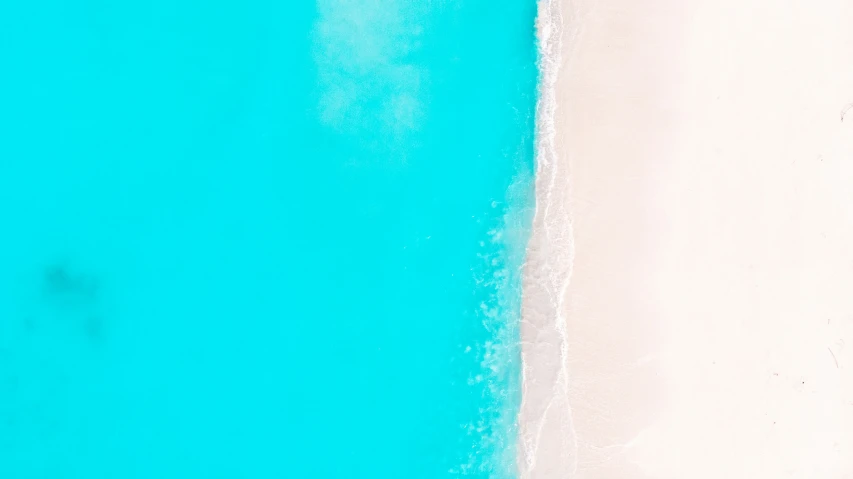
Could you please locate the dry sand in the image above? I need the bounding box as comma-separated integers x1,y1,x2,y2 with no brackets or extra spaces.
520,1,853,477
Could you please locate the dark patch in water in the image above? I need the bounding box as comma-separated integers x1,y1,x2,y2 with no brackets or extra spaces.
40,263,109,344
43,263,98,301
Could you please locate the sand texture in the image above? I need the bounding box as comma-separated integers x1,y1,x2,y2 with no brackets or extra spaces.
521,1,853,477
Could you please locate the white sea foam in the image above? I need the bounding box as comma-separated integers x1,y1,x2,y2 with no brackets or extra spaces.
451,168,534,478
517,0,578,477
312,0,425,141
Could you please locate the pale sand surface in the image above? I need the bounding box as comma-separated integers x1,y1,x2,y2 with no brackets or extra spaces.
521,1,853,477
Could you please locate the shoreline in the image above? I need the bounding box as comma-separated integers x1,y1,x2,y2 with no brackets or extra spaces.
517,0,575,476
520,1,853,477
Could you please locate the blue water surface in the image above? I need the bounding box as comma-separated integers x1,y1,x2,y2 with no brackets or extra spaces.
0,1,538,477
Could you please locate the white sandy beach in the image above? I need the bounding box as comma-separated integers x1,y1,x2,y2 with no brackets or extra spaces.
520,1,853,477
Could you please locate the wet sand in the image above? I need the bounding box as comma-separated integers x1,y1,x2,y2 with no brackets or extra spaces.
521,1,853,477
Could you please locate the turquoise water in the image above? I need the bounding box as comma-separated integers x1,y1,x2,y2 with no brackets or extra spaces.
0,1,538,477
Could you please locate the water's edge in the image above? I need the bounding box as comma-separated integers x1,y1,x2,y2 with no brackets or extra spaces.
518,1,578,477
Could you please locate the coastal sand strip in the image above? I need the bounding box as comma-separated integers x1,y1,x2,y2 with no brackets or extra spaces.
521,1,853,477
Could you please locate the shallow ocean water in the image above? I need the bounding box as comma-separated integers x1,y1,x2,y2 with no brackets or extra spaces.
0,1,538,477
